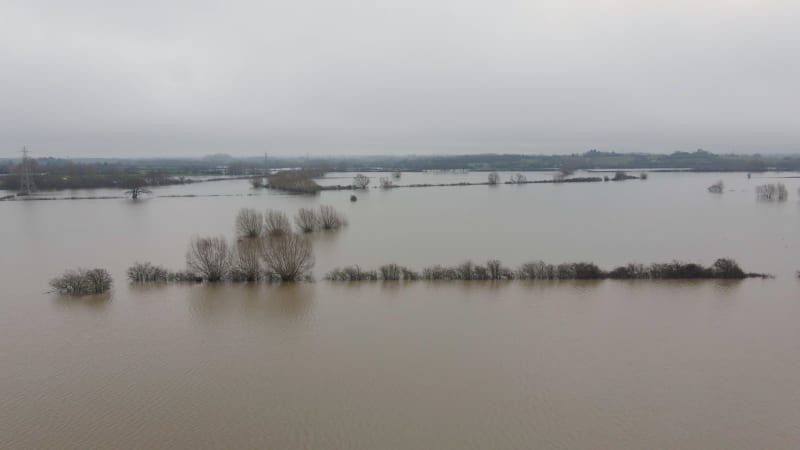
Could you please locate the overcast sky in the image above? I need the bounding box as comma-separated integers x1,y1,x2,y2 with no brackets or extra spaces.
0,0,797,157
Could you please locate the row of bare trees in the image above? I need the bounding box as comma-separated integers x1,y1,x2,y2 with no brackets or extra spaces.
326,258,764,281
184,233,314,282
756,183,789,201
235,206,346,238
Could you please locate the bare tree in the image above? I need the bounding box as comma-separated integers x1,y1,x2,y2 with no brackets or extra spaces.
250,177,265,188
261,233,315,281
231,238,264,282
186,236,231,282
125,178,152,200
756,183,788,201
264,209,291,236
318,205,346,230
510,173,527,184
379,177,393,189
294,208,318,233
353,173,370,189
708,180,724,193
487,172,499,185
235,208,264,239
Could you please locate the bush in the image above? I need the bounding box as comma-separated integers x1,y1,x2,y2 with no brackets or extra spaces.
294,208,318,233
708,180,724,193
711,258,745,279
235,208,264,239
326,258,761,282
379,263,402,280
353,174,370,189
318,205,346,230
510,173,527,184
264,209,291,236
261,233,315,282
756,183,788,201
50,268,112,295
231,239,264,282
127,262,169,282
186,236,231,282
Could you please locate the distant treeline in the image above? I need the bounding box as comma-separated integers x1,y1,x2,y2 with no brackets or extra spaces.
0,160,189,190
3,149,799,192
326,258,769,281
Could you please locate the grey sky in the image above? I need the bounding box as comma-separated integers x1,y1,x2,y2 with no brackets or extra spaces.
1,0,797,157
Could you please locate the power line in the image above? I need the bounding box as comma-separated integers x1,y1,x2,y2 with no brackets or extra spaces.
19,146,36,195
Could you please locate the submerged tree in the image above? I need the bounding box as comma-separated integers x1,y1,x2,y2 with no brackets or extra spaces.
510,173,527,184
264,209,291,236
294,208,319,233
235,208,264,239
353,174,370,189
379,177,393,189
708,180,724,193
261,233,315,281
487,172,499,185
318,205,346,230
231,238,264,282
186,236,231,282
125,178,152,200
50,268,112,295
756,183,788,201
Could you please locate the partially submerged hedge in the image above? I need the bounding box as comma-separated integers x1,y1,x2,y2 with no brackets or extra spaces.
326,258,768,282
50,268,113,295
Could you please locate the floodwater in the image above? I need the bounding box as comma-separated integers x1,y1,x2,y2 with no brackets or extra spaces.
1,171,799,449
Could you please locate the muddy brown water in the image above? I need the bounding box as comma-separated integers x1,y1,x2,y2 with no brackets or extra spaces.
1,171,799,449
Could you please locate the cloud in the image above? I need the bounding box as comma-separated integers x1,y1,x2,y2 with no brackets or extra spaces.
1,0,798,156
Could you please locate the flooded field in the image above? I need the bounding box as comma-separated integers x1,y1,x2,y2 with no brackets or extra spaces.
1,171,799,449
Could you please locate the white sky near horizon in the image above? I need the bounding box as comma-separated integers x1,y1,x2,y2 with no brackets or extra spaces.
0,0,798,158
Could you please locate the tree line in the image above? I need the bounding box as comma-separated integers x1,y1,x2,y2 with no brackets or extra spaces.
326,258,768,282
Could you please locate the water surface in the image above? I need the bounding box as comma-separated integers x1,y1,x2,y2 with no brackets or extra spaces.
1,171,799,449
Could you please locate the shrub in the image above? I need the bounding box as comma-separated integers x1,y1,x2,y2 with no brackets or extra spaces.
456,261,474,280
326,265,378,281
510,173,527,184
756,183,788,201
264,209,291,236
400,267,420,281
186,236,231,282
294,208,319,233
231,239,264,282
708,181,724,193
235,208,264,239
261,233,315,282
318,205,346,230
711,258,745,279
50,268,112,295
127,262,169,282
379,264,402,280
353,174,370,189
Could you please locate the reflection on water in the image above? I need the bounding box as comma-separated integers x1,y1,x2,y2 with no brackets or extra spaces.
188,283,314,326
52,292,112,311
